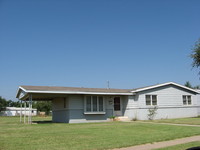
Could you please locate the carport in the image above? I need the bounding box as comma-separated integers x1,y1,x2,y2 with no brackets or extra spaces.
16,86,68,124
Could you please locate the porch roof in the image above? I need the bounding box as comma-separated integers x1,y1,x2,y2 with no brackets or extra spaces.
16,85,134,100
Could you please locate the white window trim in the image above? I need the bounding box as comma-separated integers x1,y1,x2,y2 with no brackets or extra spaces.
84,112,106,115
183,95,192,105
145,95,157,106
84,95,106,114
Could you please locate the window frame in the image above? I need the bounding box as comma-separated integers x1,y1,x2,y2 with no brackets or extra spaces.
182,95,192,105
84,95,105,114
64,97,68,109
145,95,157,106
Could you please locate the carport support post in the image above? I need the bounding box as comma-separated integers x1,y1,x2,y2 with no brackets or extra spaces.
28,97,30,124
20,100,22,123
30,94,32,124
28,94,32,124
24,101,26,124
28,99,29,124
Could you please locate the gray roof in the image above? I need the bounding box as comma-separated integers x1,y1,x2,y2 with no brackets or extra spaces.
16,82,199,100
20,85,132,93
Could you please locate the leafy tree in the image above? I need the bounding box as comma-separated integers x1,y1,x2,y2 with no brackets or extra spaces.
184,81,200,89
191,38,200,70
0,96,52,115
6,100,23,107
193,85,200,89
36,101,52,115
0,96,7,111
184,81,192,88
7,100,16,107
0,97,23,111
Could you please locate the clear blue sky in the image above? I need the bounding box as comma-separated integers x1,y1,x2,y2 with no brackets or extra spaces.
0,0,200,101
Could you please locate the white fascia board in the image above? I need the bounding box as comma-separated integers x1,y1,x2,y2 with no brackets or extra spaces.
16,86,28,99
16,88,22,98
130,82,172,92
170,82,199,93
131,82,199,94
26,90,134,95
196,89,200,94
19,86,28,93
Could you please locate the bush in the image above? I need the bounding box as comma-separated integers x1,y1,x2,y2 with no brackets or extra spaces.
147,106,157,120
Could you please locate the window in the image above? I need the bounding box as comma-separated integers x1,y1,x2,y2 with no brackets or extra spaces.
145,95,157,106
86,96,91,111
92,96,97,111
146,95,151,105
85,96,105,114
152,95,157,105
64,97,67,108
99,97,103,111
183,95,192,105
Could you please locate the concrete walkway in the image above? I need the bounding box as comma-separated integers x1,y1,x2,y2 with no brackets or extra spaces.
113,135,200,150
135,121,200,127
113,122,200,150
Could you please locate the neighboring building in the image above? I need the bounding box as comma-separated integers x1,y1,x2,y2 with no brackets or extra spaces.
16,82,200,123
0,107,37,116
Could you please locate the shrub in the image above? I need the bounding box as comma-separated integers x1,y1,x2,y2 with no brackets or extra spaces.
147,106,157,120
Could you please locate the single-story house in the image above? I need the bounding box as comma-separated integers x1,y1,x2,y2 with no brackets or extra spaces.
16,82,200,123
0,107,37,116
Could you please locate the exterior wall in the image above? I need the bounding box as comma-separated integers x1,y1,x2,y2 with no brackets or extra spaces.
137,107,198,120
52,95,129,123
52,85,200,123
52,97,69,123
197,94,200,115
68,95,114,123
125,85,199,120
123,95,139,120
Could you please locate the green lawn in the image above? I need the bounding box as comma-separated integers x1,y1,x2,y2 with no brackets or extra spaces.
147,117,200,125
154,141,200,150
1,116,200,150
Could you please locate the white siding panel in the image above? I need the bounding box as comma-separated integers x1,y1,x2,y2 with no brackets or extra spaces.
138,85,198,108
197,94,200,115
126,95,139,108
124,85,199,121
136,107,198,120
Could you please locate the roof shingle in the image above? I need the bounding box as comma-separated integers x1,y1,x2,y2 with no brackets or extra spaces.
20,85,132,93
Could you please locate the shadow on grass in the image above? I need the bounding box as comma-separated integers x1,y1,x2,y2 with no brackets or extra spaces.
32,120,52,124
187,147,200,150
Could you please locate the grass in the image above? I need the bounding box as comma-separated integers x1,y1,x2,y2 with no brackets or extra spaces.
1,116,200,150
154,141,200,150
146,117,200,125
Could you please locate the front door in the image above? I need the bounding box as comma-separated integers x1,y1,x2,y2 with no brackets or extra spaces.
114,97,122,116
